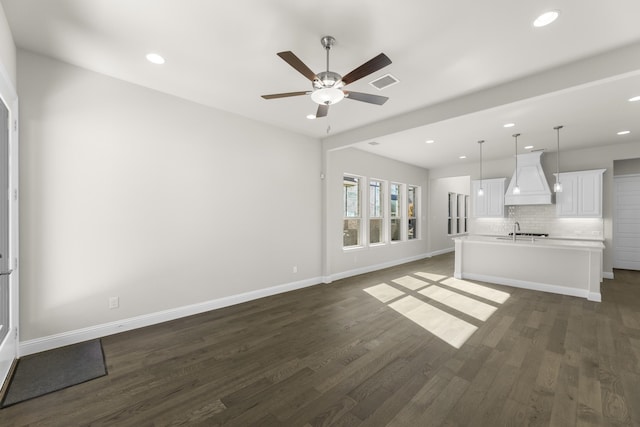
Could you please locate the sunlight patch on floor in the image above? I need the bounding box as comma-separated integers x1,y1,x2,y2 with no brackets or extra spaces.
388,296,478,349
415,272,447,282
363,274,510,349
363,283,406,303
441,277,510,304
392,275,429,291
419,285,497,321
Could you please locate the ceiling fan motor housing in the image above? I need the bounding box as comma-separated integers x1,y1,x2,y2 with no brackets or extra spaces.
313,71,344,90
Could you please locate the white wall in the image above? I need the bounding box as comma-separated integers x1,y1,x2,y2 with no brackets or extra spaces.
614,158,640,176
429,176,470,253
0,3,15,88
324,147,429,279
18,50,322,342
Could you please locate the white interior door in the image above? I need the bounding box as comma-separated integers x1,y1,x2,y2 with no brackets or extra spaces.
614,174,640,271
0,92,17,387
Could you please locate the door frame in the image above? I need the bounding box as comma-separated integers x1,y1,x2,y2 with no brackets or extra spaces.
0,60,18,391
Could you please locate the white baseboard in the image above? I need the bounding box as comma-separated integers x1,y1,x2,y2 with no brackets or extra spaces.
18,276,322,357
461,272,600,302
603,271,614,280
325,252,432,283
430,247,454,256
588,292,602,302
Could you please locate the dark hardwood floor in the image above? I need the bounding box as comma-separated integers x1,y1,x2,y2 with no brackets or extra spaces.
1,252,639,426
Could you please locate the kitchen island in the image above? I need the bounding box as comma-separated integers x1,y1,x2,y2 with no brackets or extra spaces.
452,235,604,301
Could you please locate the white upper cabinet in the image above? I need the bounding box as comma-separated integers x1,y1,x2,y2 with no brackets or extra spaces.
554,169,605,217
471,178,506,218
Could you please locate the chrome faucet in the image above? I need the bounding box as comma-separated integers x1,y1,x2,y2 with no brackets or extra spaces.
512,221,520,241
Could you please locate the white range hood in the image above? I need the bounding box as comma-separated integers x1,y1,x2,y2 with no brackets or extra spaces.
504,151,553,205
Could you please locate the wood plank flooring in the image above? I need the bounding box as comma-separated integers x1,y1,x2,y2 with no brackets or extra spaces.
1,253,640,426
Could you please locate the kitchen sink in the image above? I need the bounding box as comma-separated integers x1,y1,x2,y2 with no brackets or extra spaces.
496,236,540,242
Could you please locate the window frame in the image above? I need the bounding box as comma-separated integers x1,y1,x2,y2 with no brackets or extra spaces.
448,192,455,235
368,178,386,246
447,191,469,236
407,185,419,240
390,182,403,243
343,174,363,249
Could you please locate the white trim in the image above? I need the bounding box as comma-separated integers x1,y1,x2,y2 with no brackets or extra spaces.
18,276,322,356
460,272,601,302
603,271,614,280
0,51,18,389
613,173,640,179
588,292,602,302
430,247,454,256
325,252,432,283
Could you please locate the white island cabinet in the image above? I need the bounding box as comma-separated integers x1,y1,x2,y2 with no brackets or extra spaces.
453,235,604,301
554,169,605,217
471,178,506,218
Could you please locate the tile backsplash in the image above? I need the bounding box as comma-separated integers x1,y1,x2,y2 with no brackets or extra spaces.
469,204,604,240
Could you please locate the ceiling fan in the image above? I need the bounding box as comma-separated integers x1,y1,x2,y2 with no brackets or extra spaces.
261,36,392,118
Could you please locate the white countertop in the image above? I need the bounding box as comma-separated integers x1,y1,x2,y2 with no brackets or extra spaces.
452,234,605,249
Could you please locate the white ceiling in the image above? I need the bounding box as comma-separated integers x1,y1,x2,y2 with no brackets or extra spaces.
2,0,640,169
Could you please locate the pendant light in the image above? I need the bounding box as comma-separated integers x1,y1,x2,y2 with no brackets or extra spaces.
553,125,563,192
512,133,520,194
477,140,485,196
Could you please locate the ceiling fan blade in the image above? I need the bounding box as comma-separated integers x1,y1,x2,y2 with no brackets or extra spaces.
342,53,392,85
277,51,317,82
316,104,329,118
344,91,389,105
261,91,310,99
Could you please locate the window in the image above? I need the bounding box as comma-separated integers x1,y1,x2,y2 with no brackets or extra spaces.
448,192,469,235
343,175,361,247
408,186,418,240
457,194,464,235
342,175,419,247
448,192,455,235
390,183,402,242
464,195,469,233
369,180,384,244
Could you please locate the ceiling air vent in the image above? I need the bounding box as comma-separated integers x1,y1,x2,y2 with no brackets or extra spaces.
369,73,399,90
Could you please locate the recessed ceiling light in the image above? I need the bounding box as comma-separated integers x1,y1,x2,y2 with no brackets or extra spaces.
524,145,534,149
368,141,380,146
146,53,165,64
459,155,467,159
629,96,640,102
533,10,559,27
503,123,515,128
306,114,316,119
425,139,435,144
617,130,631,135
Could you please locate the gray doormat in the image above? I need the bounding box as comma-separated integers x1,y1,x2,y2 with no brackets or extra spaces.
1,339,107,408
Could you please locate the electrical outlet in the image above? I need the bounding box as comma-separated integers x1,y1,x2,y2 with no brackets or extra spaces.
292,266,298,273
109,296,119,309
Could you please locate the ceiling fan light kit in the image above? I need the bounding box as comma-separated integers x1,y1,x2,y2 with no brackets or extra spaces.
262,35,392,118
311,87,344,105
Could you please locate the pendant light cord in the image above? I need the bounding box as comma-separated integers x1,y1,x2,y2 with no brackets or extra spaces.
513,133,520,189
478,140,484,192
554,125,563,189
